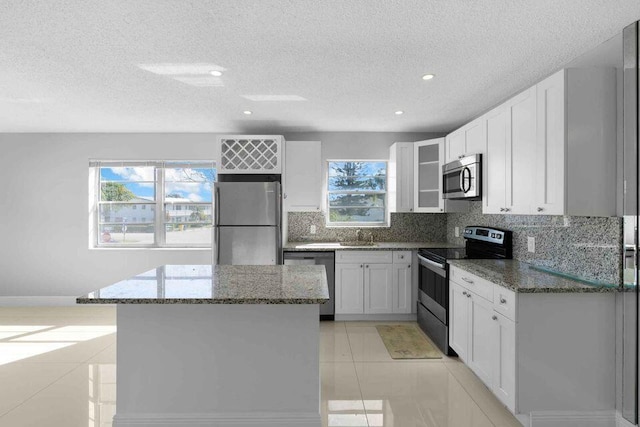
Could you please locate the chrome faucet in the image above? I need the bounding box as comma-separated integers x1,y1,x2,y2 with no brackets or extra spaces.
356,228,362,242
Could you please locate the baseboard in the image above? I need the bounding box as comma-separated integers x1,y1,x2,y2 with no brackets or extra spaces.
528,410,616,427
113,412,321,427
616,412,637,427
0,296,82,306
335,313,417,321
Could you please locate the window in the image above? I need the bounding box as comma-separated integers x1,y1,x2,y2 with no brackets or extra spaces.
327,160,387,226
92,161,216,248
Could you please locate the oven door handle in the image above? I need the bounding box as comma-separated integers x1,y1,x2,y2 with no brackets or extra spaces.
417,254,446,271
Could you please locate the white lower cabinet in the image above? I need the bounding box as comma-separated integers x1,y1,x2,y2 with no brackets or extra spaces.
449,265,616,423
335,263,365,314
335,251,413,315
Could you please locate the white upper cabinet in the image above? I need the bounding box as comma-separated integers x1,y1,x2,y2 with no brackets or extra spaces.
484,87,536,215
535,68,616,216
284,141,322,212
445,117,487,163
217,135,284,174
388,142,415,213
414,138,467,213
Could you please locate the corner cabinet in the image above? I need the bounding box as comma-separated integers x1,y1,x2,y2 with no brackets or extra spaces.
283,140,322,212
335,251,412,316
414,138,467,213
388,142,415,213
217,135,284,174
445,117,487,163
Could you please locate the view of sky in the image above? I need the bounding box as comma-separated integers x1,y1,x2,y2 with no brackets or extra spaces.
100,167,215,203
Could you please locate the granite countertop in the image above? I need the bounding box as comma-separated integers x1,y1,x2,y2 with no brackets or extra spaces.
448,259,620,293
77,265,330,304
284,241,460,251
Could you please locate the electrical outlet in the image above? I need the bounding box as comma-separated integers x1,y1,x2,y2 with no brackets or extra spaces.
454,227,459,237
310,225,316,234
527,237,535,253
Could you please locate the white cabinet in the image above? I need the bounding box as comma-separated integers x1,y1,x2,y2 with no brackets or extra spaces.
534,68,616,216
449,264,616,419
335,251,413,316
414,138,467,213
284,141,322,212
335,263,365,314
445,117,487,163
449,267,516,412
364,263,394,314
388,142,414,213
217,135,284,174
483,87,536,214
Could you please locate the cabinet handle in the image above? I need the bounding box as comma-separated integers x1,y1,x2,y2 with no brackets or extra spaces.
462,291,468,296
537,207,543,212
467,293,471,298
500,297,507,304
500,208,505,212
399,255,404,259
360,265,363,268
365,265,369,268
410,208,413,212
407,265,411,269
504,208,510,212
492,315,498,321
461,277,474,284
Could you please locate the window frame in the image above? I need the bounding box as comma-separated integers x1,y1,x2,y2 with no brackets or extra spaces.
326,159,389,228
92,160,215,249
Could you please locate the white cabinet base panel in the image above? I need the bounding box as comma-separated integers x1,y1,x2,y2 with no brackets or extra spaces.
335,313,416,322
115,304,321,427
525,410,616,427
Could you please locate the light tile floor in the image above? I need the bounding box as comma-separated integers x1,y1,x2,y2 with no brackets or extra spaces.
0,307,522,427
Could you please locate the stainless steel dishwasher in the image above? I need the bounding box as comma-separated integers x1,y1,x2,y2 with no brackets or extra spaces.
283,251,335,320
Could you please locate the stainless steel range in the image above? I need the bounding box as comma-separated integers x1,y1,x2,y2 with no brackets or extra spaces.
417,226,512,355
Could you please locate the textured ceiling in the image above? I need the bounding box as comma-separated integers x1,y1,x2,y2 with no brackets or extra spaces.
0,0,638,133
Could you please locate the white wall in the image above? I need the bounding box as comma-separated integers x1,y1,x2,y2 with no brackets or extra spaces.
0,134,216,299
1,132,440,300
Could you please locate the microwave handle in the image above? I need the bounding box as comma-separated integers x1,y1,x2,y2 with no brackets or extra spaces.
461,167,471,193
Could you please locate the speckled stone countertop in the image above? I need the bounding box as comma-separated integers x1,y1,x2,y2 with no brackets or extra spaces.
77,265,330,304
448,259,620,293
284,241,460,251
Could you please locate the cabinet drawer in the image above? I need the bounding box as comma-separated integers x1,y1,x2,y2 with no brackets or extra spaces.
335,251,393,264
393,251,412,264
493,286,516,321
450,266,493,302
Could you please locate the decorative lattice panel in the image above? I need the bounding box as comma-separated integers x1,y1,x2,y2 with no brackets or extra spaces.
219,138,281,173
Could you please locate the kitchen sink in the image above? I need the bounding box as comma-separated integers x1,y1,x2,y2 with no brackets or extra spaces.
339,241,377,247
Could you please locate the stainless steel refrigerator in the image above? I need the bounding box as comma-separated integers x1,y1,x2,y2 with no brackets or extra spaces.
213,181,283,265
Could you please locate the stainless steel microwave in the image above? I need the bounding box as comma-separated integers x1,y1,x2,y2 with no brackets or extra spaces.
442,154,482,200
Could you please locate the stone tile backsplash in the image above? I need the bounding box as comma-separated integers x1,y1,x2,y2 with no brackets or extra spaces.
447,202,623,285
287,212,447,243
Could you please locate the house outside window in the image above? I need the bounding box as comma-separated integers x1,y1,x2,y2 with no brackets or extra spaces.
92,161,216,248
326,160,388,227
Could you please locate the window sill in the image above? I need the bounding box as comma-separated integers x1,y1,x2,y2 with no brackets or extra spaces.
325,224,390,229
90,247,211,251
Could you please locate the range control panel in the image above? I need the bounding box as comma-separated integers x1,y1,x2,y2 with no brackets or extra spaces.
463,226,509,245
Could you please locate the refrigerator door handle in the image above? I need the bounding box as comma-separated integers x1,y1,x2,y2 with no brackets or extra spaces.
214,186,221,226
215,226,221,265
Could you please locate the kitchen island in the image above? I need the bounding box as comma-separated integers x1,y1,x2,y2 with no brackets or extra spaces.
77,264,329,427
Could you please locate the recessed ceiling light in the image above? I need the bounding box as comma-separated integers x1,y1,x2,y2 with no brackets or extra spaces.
422,74,435,80
210,70,223,77
243,110,253,115
395,110,404,115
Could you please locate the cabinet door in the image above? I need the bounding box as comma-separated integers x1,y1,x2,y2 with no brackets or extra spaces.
535,71,566,215
492,311,516,412
389,143,415,213
484,106,508,214
449,282,469,360
414,138,445,213
392,262,412,314
284,141,322,212
467,293,494,387
505,87,536,214
335,263,364,314
464,117,487,156
446,131,465,163
364,264,394,314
